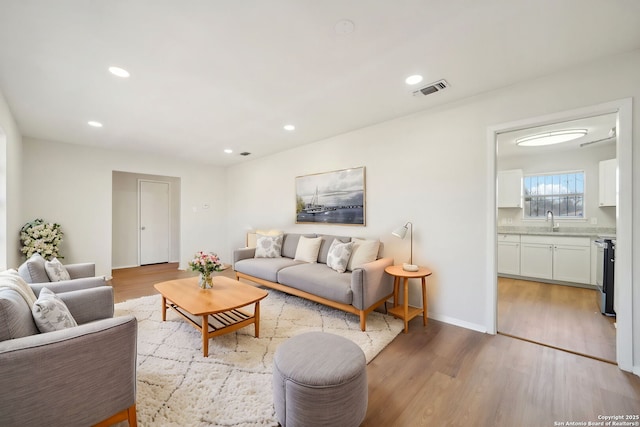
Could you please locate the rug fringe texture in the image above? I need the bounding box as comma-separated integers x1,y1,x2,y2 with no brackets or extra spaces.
115,289,403,426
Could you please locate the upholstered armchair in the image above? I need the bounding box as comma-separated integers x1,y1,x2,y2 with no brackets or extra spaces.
0,284,138,426
17,253,106,295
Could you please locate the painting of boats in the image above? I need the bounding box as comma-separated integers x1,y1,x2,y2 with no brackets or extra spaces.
295,167,365,225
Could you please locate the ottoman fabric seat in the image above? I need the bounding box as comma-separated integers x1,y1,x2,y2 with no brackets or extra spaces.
273,331,368,427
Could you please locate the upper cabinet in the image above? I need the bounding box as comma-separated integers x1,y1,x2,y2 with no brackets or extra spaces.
599,159,616,207
497,169,523,208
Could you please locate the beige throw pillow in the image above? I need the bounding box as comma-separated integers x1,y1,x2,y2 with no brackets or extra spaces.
294,236,323,263
347,238,380,271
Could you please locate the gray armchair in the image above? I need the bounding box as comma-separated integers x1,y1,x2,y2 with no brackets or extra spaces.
18,254,106,295
0,285,138,427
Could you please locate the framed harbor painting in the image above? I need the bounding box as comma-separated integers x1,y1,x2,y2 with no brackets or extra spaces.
295,167,365,225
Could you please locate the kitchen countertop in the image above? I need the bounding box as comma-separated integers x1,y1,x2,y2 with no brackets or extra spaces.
497,226,616,239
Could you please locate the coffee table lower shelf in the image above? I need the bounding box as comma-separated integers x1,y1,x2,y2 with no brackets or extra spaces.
165,300,260,357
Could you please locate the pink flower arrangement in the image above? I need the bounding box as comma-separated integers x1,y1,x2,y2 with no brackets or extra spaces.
188,251,223,275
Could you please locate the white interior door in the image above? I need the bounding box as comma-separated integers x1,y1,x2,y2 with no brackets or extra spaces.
139,181,170,265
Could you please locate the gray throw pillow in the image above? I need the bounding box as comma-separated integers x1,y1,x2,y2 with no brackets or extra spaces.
32,287,78,333
44,258,71,281
327,239,354,273
255,234,284,258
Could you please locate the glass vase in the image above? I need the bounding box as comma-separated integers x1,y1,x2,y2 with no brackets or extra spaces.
199,272,213,289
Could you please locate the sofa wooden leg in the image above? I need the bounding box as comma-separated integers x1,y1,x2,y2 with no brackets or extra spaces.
92,404,137,427
127,404,138,427
360,312,366,331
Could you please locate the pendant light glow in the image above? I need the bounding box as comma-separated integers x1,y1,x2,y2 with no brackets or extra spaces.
515,129,588,147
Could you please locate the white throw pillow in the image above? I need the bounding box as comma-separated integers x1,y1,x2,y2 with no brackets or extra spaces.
44,258,71,282
294,236,323,263
347,238,380,271
32,287,78,333
254,234,284,258
326,239,354,273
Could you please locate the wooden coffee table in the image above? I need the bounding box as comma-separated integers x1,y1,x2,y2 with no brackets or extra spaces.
154,275,268,357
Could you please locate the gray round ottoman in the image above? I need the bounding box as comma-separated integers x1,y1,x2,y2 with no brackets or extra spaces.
273,332,368,427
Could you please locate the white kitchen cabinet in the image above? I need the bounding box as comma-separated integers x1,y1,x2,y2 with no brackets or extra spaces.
599,158,617,207
497,169,523,208
590,240,598,286
553,242,591,283
497,234,520,275
520,238,553,280
519,235,591,284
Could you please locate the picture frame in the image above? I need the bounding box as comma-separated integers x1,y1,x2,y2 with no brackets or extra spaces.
295,167,366,226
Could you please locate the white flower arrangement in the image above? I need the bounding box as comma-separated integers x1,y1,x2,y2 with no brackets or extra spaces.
20,218,64,260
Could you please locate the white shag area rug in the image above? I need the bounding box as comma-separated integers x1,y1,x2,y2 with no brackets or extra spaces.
115,289,403,427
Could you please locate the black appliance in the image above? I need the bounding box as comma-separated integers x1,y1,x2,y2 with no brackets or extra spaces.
594,238,615,316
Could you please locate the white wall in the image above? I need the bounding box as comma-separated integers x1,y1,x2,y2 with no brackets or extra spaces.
498,143,617,229
112,171,181,268
21,138,227,276
227,49,640,369
0,91,22,270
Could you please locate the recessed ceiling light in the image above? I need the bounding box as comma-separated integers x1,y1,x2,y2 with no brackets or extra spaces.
224,149,233,154
87,121,103,128
405,75,423,85
108,66,130,78
516,129,588,147
284,124,295,131
334,19,355,35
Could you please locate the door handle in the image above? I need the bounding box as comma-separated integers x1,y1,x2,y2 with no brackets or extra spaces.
141,226,146,230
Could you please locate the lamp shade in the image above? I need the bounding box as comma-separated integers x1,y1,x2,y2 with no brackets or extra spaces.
391,224,408,239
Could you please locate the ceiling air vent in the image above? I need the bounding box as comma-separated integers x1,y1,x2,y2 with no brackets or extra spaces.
413,79,449,96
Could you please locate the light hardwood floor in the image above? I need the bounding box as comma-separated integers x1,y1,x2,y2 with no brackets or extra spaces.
110,264,640,427
498,277,616,363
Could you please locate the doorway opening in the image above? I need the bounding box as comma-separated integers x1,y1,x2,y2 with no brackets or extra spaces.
487,98,633,371
112,171,181,269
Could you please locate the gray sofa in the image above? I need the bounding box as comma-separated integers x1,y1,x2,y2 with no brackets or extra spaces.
233,233,394,331
0,284,137,426
18,253,106,295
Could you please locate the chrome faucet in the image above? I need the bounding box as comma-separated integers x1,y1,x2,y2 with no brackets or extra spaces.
546,210,559,231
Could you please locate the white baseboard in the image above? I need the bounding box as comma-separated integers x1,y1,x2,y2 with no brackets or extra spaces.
112,264,139,270
428,313,488,333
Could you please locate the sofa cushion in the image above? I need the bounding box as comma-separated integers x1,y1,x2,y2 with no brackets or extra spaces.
347,238,380,271
18,253,51,283
282,234,316,259
235,257,304,283
326,239,354,274
277,263,353,305
32,287,78,333
294,236,323,263
0,288,40,342
45,258,71,281
255,233,283,258
317,235,351,264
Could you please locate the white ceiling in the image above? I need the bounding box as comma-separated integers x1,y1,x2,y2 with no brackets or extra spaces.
1,0,639,166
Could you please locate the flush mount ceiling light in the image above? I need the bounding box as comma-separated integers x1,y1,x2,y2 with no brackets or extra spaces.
87,121,103,128
405,75,423,85
283,124,295,131
224,149,233,154
515,129,588,147
108,66,130,78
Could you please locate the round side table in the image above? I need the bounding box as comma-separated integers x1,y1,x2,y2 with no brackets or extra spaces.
384,265,432,333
